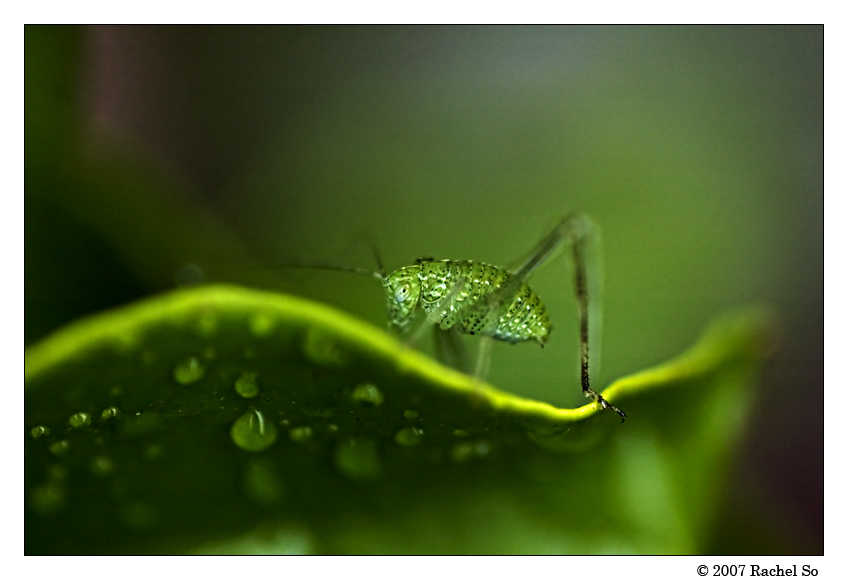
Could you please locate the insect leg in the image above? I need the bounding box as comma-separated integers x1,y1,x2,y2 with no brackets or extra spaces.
472,335,494,381
487,215,625,420
432,326,471,374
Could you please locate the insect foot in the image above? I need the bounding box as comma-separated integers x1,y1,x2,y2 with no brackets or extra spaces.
586,390,627,423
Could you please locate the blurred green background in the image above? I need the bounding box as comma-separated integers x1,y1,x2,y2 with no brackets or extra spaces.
26,25,822,554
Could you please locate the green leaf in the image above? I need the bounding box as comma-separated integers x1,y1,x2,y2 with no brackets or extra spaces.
24,285,776,554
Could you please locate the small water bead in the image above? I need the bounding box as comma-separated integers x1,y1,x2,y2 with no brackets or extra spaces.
327,424,339,433
173,357,206,385
453,429,468,438
30,425,50,438
450,440,490,464
243,459,283,506
101,407,121,420
231,409,278,452
122,502,157,528
474,440,491,457
450,442,474,464
250,313,276,337
49,440,70,456
144,444,163,460
194,308,218,338
394,427,424,447
90,456,113,476
29,483,66,515
69,412,91,429
302,327,348,366
351,383,383,406
403,410,419,420
234,372,260,398
334,438,381,482
289,426,313,443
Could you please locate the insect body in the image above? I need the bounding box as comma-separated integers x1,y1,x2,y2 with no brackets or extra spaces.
384,259,551,346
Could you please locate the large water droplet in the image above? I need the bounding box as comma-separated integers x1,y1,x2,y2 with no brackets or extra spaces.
231,409,278,452
403,410,419,420
243,459,283,506
69,412,91,429
289,426,313,443
49,440,70,456
173,357,206,384
351,383,383,406
101,407,121,420
334,438,381,482
30,425,50,438
234,372,260,398
90,455,114,476
302,327,349,366
394,427,424,447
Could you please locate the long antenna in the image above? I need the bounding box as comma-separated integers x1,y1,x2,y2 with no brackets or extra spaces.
257,258,384,281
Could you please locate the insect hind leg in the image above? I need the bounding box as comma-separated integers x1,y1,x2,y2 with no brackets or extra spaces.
513,215,626,421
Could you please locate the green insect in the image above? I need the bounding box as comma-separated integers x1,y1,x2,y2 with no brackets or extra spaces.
288,214,625,421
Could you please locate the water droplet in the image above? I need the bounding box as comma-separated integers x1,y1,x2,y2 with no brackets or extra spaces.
49,440,70,456
234,372,260,398
450,442,475,464
403,410,419,420
194,308,218,337
69,412,91,429
327,424,339,433
243,459,283,506
101,407,121,420
90,455,113,476
474,440,491,457
334,438,381,482
351,383,383,406
289,426,313,443
250,313,276,337
122,502,156,528
173,357,206,385
141,350,156,366
30,425,50,438
144,444,163,460
47,464,67,481
279,418,290,427
302,327,349,366
394,427,424,447
29,483,65,515
453,429,468,438
231,409,278,452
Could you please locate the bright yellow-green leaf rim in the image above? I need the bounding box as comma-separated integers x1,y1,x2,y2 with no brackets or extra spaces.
24,284,776,425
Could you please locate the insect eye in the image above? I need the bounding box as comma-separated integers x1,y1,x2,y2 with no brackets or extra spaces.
395,284,410,302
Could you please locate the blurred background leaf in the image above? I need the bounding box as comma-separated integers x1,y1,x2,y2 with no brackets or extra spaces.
25,25,822,553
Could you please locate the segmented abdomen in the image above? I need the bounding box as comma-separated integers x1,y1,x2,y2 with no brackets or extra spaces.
417,260,551,345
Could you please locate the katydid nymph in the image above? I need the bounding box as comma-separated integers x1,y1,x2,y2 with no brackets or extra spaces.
282,214,626,421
